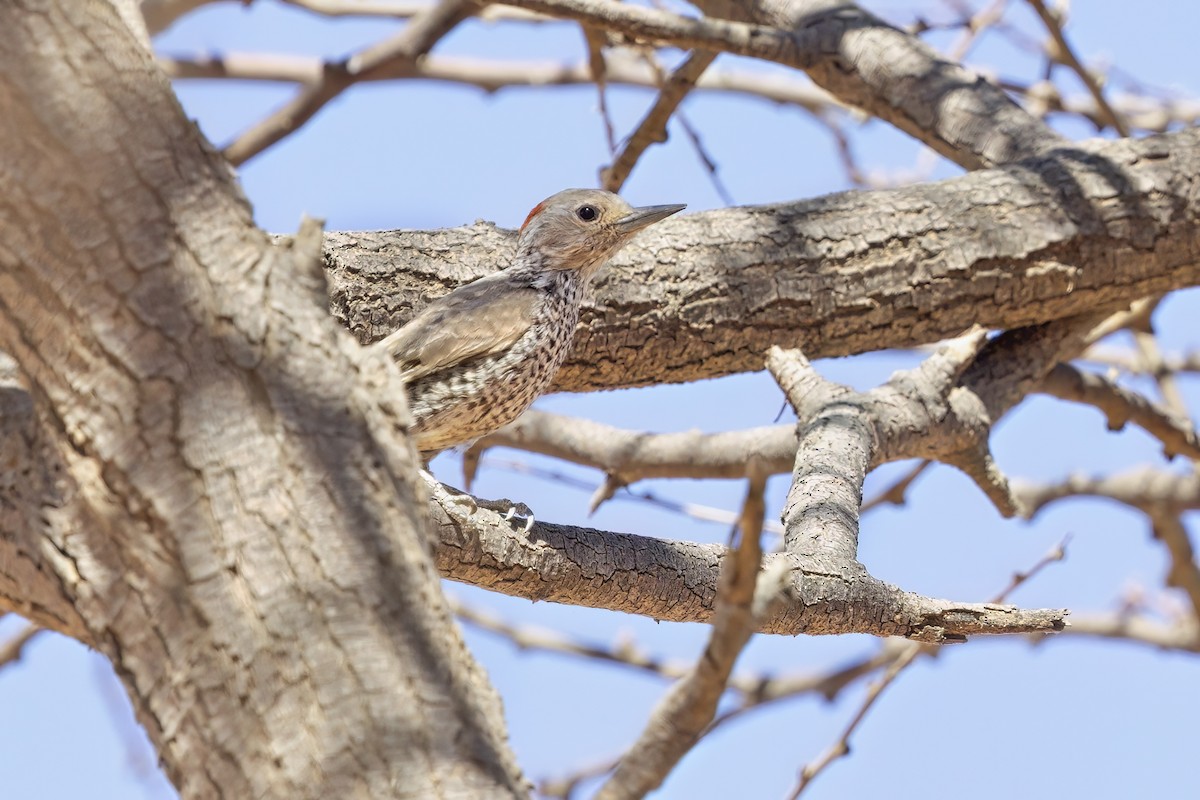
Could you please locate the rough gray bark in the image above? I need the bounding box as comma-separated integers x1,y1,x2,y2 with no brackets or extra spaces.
426,481,1065,638
694,0,1066,167
327,129,1200,392
0,4,523,798
2,0,1199,796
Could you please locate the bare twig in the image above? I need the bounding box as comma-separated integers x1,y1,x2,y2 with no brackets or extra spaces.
789,534,1071,797
0,623,43,669
1148,513,1200,619
1024,0,1129,135
161,50,843,113
990,535,1072,604
582,25,618,154
143,0,548,35
1132,327,1191,419
601,49,717,191
860,460,931,514
788,643,922,799
674,111,735,204
460,453,786,535
222,0,477,164
942,0,1010,62
1082,346,1200,377
594,469,783,799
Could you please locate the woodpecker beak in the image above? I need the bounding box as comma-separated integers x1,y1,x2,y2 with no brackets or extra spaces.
616,203,686,235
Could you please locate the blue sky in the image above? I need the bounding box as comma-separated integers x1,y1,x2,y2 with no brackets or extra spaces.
2,2,1198,798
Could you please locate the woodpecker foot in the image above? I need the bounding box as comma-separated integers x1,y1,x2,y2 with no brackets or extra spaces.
508,503,535,533
421,472,534,532
482,498,535,533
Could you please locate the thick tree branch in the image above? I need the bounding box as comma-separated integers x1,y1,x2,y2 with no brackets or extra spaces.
764,334,1042,642
326,128,1200,392
428,454,1066,640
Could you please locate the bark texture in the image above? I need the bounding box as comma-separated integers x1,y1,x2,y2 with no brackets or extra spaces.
327,130,1200,392
1,0,1198,797
0,4,523,798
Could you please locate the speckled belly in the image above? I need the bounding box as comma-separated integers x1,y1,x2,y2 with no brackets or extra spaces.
406,315,578,453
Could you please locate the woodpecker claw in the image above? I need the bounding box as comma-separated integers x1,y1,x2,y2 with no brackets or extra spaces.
427,477,536,531
501,501,535,531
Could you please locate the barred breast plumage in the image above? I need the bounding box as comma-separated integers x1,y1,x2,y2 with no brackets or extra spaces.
377,188,684,456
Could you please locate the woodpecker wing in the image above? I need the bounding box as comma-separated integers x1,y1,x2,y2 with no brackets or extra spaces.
379,273,539,382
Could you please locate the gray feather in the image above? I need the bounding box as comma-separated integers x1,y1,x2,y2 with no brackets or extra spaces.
379,272,539,382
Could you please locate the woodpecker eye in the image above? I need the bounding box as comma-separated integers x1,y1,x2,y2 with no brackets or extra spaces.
576,205,598,222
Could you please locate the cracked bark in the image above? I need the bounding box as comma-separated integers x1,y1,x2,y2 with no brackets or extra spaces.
0,4,523,798
326,129,1200,392
426,482,1066,638
0,0,1197,796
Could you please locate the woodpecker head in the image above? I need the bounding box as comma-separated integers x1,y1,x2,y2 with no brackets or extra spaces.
516,188,684,278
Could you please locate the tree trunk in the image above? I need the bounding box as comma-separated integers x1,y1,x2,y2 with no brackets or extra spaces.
0,3,524,797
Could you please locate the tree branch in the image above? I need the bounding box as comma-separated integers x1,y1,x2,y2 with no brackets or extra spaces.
1024,0,1129,136
325,128,1200,392
223,0,478,164
601,49,718,192
1038,363,1200,460
596,471,780,799
509,0,1063,168
428,445,1066,639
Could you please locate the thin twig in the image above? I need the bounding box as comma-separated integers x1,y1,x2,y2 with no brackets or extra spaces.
581,25,618,155
787,643,922,799
789,536,1071,797
675,111,734,205
991,535,1072,603
464,453,786,535
0,623,43,669
593,468,782,800
601,49,717,192
222,0,478,164
1024,0,1129,135
860,460,931,514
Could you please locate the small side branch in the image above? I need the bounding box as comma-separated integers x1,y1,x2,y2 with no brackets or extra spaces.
595,470,780,799
223,0,478,164
1038,362,1200,459
1024,0,1129,135
0,622,43,670
601,49,718,192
